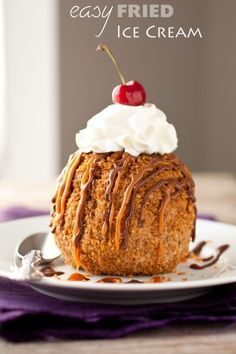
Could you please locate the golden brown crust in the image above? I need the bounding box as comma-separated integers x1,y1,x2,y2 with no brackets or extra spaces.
51,152,196,275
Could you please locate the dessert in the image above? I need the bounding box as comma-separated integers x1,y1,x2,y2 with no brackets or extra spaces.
51,45,196,275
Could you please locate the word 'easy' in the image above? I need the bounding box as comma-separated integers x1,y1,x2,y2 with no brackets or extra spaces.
70,4,174,37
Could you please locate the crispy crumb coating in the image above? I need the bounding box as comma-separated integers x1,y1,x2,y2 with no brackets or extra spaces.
51,152,196,275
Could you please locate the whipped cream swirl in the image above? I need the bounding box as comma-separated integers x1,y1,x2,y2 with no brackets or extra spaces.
76,103,178,156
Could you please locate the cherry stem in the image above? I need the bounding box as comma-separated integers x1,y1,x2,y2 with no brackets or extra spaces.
97,44,126,85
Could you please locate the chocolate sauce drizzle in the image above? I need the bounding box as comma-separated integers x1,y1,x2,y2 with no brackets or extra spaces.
55,153,82,223
191,241,207,255
190,244,229,270
116,155,195,248
126,279,143,283
102,153,133,242
73,155,104,242
52,152,196,267
96,277,122,283
40,266,64,277
72,154,108,268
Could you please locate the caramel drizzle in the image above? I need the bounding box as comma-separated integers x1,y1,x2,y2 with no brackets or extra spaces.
191,204,197,242
102,153,133,241
51,153,82,234
52,152,196,263
121,160,195,249
140,178,194,225
158,185,172,235
122,162,174,247
72,154,106,268
55,153,82,222
55,154,75,215
114,162,162,250
141,179,187,220
67,273,89,281
73,155,103,242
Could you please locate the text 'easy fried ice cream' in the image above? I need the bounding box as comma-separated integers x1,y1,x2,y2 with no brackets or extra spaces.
50,45,196,275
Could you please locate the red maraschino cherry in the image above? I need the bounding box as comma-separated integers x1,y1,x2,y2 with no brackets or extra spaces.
97,44,146,106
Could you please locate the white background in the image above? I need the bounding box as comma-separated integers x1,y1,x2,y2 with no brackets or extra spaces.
1,0,59,180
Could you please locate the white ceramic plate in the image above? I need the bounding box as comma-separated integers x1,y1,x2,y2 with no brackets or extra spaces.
0,216,236,304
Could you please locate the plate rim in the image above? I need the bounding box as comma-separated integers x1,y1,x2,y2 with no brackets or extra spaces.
0,215,236,291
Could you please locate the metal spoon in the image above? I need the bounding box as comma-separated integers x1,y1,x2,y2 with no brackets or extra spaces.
14,232,61,268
